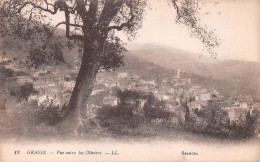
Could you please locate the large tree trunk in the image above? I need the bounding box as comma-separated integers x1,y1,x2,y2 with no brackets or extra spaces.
58,40,101,136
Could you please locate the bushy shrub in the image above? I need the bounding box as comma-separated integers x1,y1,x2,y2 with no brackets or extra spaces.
182,109,260,139
97,105,144,134
36,104,63,126
0,66,15,78
143,93,169,120
9,82,38,101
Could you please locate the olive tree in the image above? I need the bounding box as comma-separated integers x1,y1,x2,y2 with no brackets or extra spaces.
0,0,219,135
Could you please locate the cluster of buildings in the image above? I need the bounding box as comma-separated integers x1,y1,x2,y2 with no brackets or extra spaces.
92,69,212,112
89,69,259,124
29,68,79,107
1,54,259,124
1,55,78,107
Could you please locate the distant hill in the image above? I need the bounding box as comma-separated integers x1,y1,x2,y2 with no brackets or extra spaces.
112,51,173,79
128,45,260,100
129,44,259,78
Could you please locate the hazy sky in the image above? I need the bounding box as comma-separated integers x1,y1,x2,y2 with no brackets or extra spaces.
47,0,260,62
119,0,260,62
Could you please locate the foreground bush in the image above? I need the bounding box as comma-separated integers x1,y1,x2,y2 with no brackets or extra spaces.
182,110,260,139
36,104,63,126
97,104,144,134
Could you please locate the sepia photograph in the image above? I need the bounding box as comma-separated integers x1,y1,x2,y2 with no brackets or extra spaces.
0,0,259,161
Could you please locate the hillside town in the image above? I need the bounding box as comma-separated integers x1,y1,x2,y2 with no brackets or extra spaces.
1,54,259,127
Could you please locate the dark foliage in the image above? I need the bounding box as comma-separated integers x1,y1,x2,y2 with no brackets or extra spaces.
0,66,15,78
100,36,126,71
27,40,65,68
9,82,38,101
116,89,146,105
143,93,169,120
97,90,148,134
183,109,260,139
36,105,62,126
97,104,143,134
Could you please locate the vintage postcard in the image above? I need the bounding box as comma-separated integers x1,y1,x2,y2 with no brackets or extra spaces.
0,0,259,161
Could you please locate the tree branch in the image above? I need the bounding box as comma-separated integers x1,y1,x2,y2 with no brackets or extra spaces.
107,16,134,31
75,0,88,20
14,0,60,15
54,21,83,28
106,0,134,32
64,3,84,41
172,0,181,19
66,34,85,40
98,0,124,29
11,0,85,41
87,0,98,22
